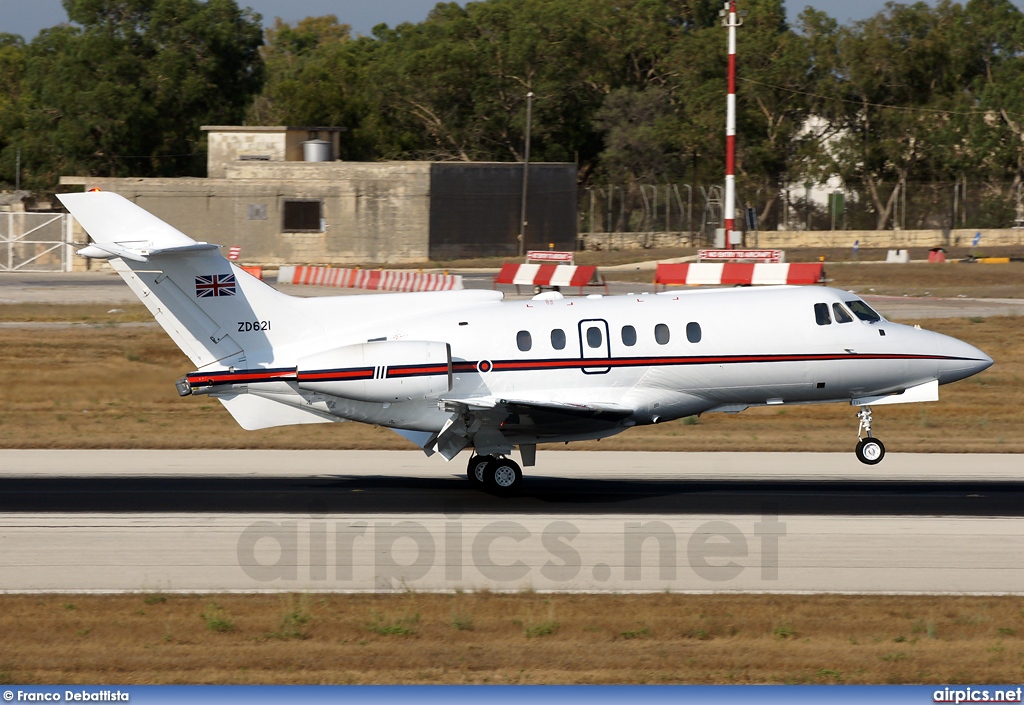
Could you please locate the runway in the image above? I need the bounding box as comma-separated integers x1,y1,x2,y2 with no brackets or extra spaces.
1,450,1022,594
3,271,1022,319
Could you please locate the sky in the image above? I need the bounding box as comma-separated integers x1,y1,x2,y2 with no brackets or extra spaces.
1,0,1008,42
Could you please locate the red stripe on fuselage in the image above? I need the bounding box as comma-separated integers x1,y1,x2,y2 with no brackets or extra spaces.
297,368,375,381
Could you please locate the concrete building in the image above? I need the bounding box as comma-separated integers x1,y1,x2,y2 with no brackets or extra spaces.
60,126,578,264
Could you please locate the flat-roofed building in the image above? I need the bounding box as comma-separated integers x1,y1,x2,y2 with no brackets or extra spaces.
60,126,577,265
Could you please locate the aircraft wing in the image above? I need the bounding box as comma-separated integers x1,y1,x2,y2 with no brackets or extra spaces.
444,396,633,423
427,395,634,460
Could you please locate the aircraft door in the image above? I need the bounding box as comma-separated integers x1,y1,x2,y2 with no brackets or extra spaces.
578,318,611,374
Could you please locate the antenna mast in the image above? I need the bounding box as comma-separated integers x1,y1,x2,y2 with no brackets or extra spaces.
720,1,744,249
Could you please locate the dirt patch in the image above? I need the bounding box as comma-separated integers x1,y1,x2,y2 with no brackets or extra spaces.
1,593,1022,684
0,314,1017,452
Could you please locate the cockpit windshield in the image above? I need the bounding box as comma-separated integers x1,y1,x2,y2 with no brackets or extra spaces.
845,299,882,323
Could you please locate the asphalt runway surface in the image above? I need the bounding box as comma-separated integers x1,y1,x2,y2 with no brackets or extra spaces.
2,271,1022,320
2,451,1023,593
1,273,1021,592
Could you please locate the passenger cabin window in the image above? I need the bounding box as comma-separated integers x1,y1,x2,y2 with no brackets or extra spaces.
586,326,603,349
686,322,701,343
621,325,637,346
655,323,670,345
832,303,854,323
550,328,566,350
814,303,832,326
517,330,532,351
846,300,882,322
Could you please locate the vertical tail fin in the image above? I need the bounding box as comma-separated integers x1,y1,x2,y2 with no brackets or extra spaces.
58,191,308,370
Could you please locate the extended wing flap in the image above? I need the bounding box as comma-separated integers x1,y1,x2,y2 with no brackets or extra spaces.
444,396,632,422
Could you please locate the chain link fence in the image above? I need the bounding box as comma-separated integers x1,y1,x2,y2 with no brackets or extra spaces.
578,181,1024,247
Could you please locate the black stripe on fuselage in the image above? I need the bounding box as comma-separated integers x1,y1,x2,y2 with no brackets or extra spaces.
188,353,981,386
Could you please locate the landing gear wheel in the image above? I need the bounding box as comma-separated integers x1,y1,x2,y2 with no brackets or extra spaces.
484,457,523,496
467,455,494,486
855,437,885,465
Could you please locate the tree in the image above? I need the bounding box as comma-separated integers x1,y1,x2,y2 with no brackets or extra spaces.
0,34,26,187
1,0,264,189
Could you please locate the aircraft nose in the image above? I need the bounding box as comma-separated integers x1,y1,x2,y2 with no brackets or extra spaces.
936,334,993,384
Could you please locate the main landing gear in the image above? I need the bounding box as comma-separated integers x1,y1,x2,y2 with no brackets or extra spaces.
466,453,523,496
855,405,885,465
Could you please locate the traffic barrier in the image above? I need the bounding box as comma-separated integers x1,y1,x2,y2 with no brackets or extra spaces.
277,266,463,292
655,262,825,288
493,263,607,293
239,265,263,280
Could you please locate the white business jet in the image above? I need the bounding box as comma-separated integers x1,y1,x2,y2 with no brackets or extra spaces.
59,192,993,494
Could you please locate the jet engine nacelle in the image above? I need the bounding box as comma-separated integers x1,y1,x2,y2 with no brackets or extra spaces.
296,340,452,403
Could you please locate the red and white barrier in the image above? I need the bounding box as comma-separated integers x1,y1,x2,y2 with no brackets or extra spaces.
655,262,824,288
494,263,604,290
278,266,463,292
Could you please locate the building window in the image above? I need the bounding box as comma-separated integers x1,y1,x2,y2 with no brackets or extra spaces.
621,325,637,346
686,322,701,343
654,323,670,345
282,200,322,232
586,326,603,349
814,303,832,326
517,330,532,352
551,329,566,350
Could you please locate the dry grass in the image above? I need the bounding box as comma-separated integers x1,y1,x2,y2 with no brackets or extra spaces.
615,258,1024,298
829,261,1024,299
1,593,1023,684
0,313,1019,452
0,303,152,324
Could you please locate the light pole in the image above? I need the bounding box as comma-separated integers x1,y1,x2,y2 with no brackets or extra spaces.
518,91,534,258
720,1,744,249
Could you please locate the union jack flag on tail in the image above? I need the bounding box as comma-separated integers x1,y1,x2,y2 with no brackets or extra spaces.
195,273,236,298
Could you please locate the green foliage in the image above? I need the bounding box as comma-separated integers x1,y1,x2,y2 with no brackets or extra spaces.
620,627,654,639
1,0,264,188
524,619,559,638
366,610,418,636
265,596,313,640
773,624,796,639
201,602,234,633
3,0,1024,227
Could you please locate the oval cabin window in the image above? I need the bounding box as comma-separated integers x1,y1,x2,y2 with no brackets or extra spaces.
517,330,532,351
654,323,670,345
550,328,566,350
686,321,701,343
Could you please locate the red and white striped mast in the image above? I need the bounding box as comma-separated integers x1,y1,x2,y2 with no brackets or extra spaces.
721,0,743,249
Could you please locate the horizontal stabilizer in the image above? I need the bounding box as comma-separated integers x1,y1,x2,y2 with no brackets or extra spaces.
58,191,195,250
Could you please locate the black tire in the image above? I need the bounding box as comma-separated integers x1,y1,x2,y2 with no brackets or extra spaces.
467,455,493,486
855,438,885,465
484,457,523,496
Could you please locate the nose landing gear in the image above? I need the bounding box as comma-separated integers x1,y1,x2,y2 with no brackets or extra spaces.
855,405,886,465
465,453,523,495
